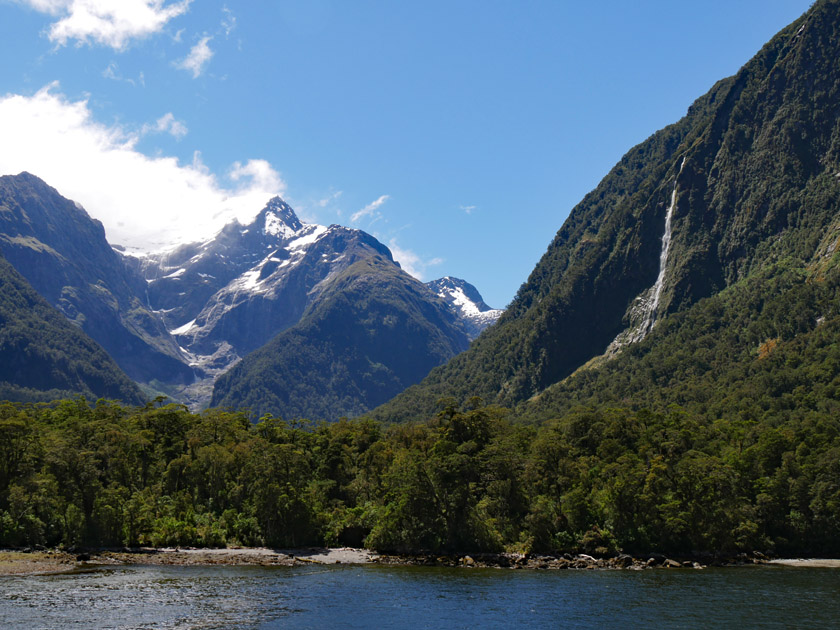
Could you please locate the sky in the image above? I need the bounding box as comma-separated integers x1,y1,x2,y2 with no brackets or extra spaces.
0,0,815,308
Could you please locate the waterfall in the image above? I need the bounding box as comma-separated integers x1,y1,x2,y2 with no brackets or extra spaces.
606,157,685,353
639,157,684,337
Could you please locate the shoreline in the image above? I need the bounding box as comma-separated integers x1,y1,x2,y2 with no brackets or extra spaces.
5,547,836,576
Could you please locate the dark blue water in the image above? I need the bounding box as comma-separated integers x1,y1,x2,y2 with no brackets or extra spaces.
2,563,839,629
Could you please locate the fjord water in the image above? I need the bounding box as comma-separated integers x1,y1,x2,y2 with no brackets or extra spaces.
3,564,839,629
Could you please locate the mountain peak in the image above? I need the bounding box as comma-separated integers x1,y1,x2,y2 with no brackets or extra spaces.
427,276,496,313
259,196,303,238
426,276,503,340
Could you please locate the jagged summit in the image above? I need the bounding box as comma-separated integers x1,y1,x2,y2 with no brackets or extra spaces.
0,172,500,413
259,196,304,238
137,197,413,408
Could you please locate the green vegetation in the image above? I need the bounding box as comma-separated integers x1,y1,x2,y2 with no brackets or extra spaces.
373,1,840,423
5,2,840,561
521,263,840,424
0,256,145,405
2,393,837,557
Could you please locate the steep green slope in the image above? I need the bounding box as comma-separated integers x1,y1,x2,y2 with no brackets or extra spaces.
374,1,838,422
0,256,145,404
211,257,469,419
0,173,192,386
523,261,840,422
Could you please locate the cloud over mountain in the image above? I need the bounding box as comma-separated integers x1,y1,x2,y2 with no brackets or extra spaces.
0,83,284,252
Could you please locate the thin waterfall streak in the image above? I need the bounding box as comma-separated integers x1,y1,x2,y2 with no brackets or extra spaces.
642,156,686,335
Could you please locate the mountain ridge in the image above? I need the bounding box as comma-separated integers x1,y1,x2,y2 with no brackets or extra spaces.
135,197,496,410
0,172,193,387
0,170,501,413
211,255,471,419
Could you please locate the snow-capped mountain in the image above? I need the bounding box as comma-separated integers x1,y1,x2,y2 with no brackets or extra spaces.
142,198,393,357
138,197,477,409
0,176,501,414
426,276,503,340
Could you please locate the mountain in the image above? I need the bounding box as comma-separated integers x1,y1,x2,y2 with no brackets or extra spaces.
0,173,193,388
426,276,503,340
373,1,840,422
0,253,145,404
211,256,470,419
136,198,493,411
139,198,398,358
0,173,497,412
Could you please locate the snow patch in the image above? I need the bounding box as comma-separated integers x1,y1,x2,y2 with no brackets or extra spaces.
264,211,299,239
444,285,482,317
171,319,196,335
288,224,329,250
164,268,186,279
239,268,262,291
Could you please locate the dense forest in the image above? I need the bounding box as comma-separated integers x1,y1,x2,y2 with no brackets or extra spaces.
4,2,840,561
2,395,838,557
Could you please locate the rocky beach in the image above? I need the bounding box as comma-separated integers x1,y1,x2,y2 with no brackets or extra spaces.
1,547,809,576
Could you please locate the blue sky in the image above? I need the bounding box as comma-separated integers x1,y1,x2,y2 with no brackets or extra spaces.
0,0,814,307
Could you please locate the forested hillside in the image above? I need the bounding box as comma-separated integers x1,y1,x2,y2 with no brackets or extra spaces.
522,262,840,423
374,0,840,423
0,256,145,404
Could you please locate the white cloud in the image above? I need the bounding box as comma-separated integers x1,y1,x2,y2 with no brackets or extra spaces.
460,204,476,214
229,159,284,193
317,190,342,208
22,0,68,15
141,112,188,139
0,84,285,252
19,0,192,50
351,194,390,223
387,239,443,281
102,61,119,79
221,6,236,37
102,61,144,86
176,35,213,78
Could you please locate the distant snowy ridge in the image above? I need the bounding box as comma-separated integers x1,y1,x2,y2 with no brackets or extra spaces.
427,276,503,340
